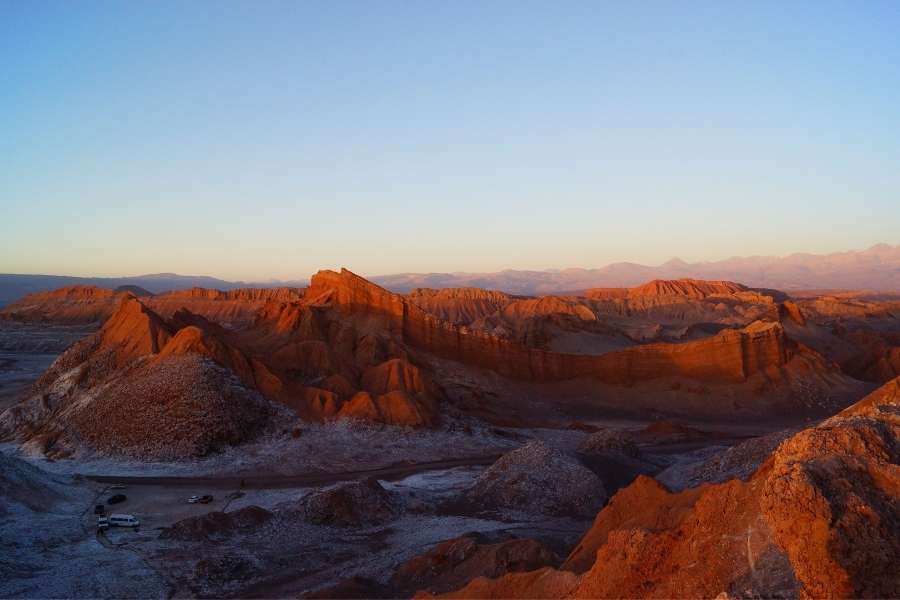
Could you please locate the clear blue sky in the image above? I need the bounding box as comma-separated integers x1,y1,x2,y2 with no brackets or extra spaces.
2,1,899,280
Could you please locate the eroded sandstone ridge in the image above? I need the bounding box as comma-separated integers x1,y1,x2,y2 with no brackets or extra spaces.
0,269,875,457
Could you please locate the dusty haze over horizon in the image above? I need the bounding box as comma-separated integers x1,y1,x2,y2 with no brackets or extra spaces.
0,242,894,282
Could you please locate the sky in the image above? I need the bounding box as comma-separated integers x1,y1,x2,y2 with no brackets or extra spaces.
2,1,899,281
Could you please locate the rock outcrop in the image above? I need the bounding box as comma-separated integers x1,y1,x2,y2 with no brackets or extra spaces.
147,286,304,326
1,269,870,455
0,284,305,328
392,533,556,596
406,288,513,324
760,378,900,598
577,429,641,458
462,441,606,518
305,269,792,384
0,299,281,458
160,506,274,541
0,285,123,324
300,479,400,526
627,278,749,299
420,377,900,599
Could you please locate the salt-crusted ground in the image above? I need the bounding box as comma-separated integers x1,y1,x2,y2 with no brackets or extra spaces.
0,452,166,599
137,465,590,598
1,416,777,598
3,418,598,479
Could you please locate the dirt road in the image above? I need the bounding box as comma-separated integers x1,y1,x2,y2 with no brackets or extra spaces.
83,454,501,489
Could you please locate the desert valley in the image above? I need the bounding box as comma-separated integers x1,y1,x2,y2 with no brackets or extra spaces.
1,264,898,598
3,3,900,598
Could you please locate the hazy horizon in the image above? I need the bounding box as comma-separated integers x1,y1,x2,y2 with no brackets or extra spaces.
3,1,899,280
0,241,896,283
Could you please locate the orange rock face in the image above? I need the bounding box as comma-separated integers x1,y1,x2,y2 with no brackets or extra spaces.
420,377,900,599
405,309,789,383
406,287,513,324
4,280,445,438
0,284,305,328
300,269,792,384
2,269,874,443
0,285,124,323
361,358,429,396
627,278,749,299
147,286,304,326
100,296,173,366
760,378,900,598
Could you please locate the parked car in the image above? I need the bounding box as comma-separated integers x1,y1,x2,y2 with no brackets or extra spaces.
198,495,213,504
108,513,140,528
187,495,200,504
109,485,126,490
94,504,105,515
107,494,127,505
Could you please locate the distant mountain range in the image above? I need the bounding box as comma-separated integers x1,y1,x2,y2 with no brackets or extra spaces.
1,244,898,307
370,244,900,294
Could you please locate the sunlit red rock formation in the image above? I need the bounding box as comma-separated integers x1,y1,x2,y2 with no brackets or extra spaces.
1,268,879,457
148,286,304,326
299,269,792,384
418,377,900,599
406,311,789,383
100,296,173,366
627,278,749,299
0,285,124,323
406,287,513,324
0,284,305,328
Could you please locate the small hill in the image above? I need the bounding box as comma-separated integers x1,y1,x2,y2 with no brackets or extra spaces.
0,298,283,459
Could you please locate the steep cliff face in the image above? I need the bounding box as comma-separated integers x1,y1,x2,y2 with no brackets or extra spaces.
306,269,406,333
306,269,791,385
405,309,788,384
420,377,900,599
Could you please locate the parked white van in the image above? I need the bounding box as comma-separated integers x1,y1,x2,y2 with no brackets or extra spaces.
108,514,140,527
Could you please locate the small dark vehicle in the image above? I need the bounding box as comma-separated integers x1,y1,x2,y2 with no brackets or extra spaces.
107,494,127,505
94,504,105,515
198,495,213,504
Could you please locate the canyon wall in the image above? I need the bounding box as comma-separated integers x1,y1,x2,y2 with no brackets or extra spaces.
310,270,790,384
